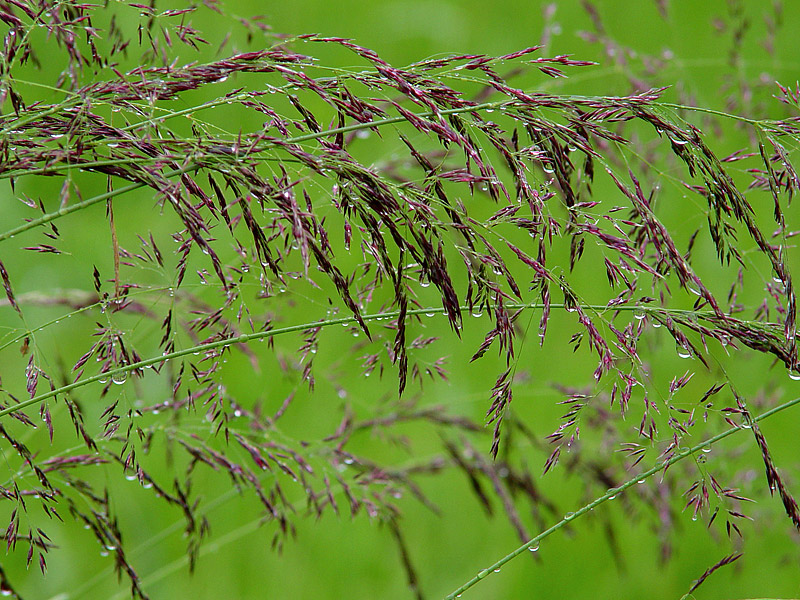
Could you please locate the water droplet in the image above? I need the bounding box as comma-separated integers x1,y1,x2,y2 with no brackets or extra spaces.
651,320,661,328
564,511,576,521
701,446,711,454
633,309,646,320
789,370,800,381
471,309,483,318
493,568,501,573
112,371,128,385
676,345,692,359
419,280,430,288
425,312,435,318
608,494,617,500
528,543,539,552
477,569,490,579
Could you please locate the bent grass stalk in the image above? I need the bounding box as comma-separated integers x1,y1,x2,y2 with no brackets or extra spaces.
1,93,767,245
442,394,800,599
0,302,737,419
0,100,502,244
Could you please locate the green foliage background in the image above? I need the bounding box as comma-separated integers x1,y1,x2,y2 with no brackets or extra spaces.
1,1,799,599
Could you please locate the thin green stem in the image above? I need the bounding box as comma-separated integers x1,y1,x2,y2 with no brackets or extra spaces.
0,301,773,419
0,96,81,137
0,165,196,243
0,157,169,181
654,102,764,126
1,85,778,245
0,285,176,353
442,395,800,599
0,306,440,418
116,92,251,133
0,98,508,243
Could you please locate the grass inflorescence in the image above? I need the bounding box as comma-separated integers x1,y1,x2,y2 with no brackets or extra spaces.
0,1,799,598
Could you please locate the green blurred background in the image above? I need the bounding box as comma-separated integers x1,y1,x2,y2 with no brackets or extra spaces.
2,1,800,599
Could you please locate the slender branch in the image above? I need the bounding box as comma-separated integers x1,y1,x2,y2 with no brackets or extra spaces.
0,166,196,243
0,88,774,246
657,102,764,126
442,394,800,599
0,301,724,419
